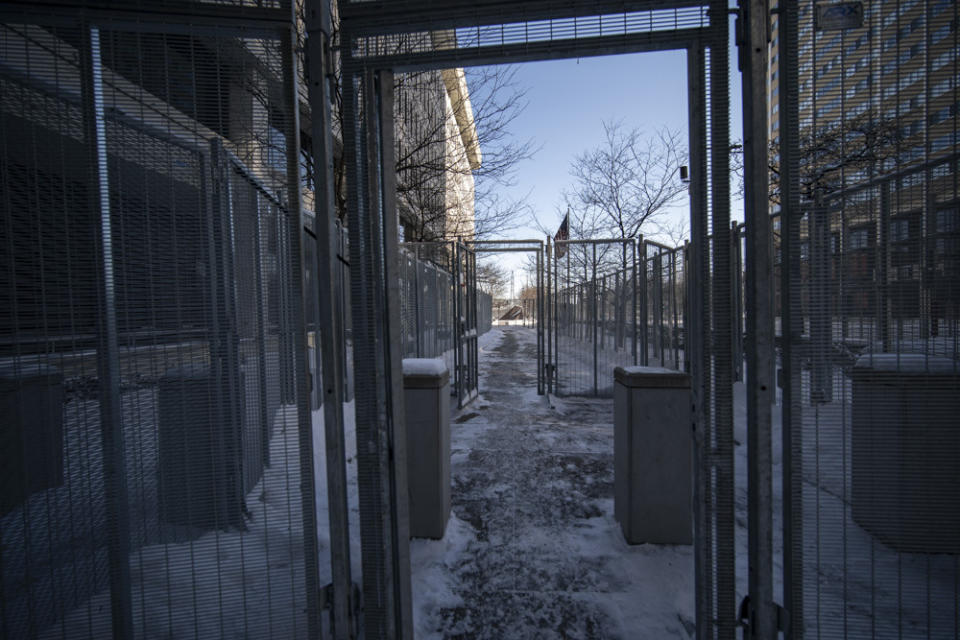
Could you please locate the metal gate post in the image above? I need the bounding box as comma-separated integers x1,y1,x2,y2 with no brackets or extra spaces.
537,244,543,394
546,237,553,395
739,0,776,636
640,241,649,365
592,243,598,395
632,239,639,365
777,1,803,635
343,64,413,639
454,242,463,404
305,1,354,635
79,24,133,638
687,41,713,640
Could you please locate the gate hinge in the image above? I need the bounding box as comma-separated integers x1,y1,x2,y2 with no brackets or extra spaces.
738,595,789,635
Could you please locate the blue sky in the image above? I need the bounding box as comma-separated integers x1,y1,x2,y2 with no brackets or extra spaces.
470,33,744,276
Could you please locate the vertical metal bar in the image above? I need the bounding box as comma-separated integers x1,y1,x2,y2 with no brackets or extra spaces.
414,252,422,357
709,0,735,633
879,181,891,352
810,195,832,403
305,1,353,635
778,2,803,635
79,25,133,639
740,1,776,636
454,242,463,406
592,242,598,396
252,195,272,469
633,239,639,365
547,237,553,394
640,241,648,365
279,22,324,639
688,42,713,640
672,249,680,369
537,244,544,394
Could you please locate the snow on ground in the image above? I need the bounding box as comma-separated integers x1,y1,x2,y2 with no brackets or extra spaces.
409,326,695,639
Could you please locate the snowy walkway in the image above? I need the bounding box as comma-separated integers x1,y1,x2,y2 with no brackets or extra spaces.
411,326,695,639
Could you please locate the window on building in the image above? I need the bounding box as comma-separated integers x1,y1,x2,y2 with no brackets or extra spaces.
937,208,960,233
849,227,870,250
890,218,910,242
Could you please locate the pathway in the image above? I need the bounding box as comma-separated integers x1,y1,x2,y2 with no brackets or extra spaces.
410,326,695,639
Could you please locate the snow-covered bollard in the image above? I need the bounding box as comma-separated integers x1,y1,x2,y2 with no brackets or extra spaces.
614,366,693,545
402,358,450,539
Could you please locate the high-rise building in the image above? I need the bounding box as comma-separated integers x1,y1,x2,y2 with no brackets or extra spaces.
768,0,959,336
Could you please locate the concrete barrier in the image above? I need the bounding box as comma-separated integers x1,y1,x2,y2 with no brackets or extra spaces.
403,358,450,539
614,366,692,545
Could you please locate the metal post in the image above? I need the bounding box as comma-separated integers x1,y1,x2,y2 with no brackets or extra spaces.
454,242,463,405
343,64,413,639
252,195,272,469
537,244,544,394
709,0,735,634
640,242,649,365
279,22,325,639
671,249,680,369
688,42,713,640
305,1,353,635
592,242,598,395
879,180,891,351
810,192,833,403
778,2,803,635
79,24,133,639
546,237,553,394
632,239,639,365
740,0,776,637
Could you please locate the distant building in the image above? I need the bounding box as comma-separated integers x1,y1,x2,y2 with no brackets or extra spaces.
768,0,959,334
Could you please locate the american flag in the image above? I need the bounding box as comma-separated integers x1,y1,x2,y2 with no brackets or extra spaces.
554,211,569,259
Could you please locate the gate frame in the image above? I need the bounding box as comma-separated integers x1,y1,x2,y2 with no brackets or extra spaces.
552,237,640,397
467,239,546,396
324,1,740,637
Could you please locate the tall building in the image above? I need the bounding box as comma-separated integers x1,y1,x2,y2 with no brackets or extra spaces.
768,0,959,337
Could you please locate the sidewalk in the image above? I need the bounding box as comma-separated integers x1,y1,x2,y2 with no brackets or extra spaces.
410,326,695,639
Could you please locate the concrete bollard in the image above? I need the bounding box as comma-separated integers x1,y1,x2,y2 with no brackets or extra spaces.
614,365,693,545
403,358,450,539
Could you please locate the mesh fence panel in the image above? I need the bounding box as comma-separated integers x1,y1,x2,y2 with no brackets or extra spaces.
553,240,637,397
779,1,960,637
0,12,318,639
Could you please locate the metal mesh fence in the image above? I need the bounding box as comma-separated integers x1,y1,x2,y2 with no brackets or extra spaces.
550,238,686,397
396,241,490,405
778,1,960,637
0,12,319,639
642,241,687,371
552,240,638,397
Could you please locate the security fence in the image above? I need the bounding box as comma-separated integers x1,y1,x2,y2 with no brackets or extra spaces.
642,240,688,371
776,2,960,638
0,10,319,639
550,238,687,397
398,241,490,407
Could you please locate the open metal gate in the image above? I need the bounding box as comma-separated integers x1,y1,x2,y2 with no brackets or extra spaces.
399,240,479,407
550,238,639,397
470,240,546,396
774,2,960,638
332,1,735,637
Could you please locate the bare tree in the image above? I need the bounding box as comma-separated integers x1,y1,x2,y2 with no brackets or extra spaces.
768,113,902,204
392,66,537,241
727,114,904,206
568,121,688,240
476,259,508,298
321,26,536,243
